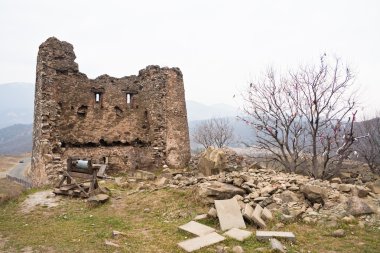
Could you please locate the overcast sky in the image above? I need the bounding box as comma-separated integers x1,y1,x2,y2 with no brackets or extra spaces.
0,0,379,116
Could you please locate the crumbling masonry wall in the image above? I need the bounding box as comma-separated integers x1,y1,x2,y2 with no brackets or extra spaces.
31,37,190,186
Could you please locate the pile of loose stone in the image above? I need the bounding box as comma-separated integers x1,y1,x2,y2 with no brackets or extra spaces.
124,155,380,228
162,163,380,226
112,151,380,252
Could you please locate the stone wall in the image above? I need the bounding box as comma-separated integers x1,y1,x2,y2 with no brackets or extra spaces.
30,37,190,186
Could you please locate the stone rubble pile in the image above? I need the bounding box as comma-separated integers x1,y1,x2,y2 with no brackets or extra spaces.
156,149,380,227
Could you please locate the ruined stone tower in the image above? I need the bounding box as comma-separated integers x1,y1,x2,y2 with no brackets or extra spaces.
31,37,190,186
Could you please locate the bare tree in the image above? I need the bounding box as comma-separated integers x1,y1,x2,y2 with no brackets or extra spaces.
241,55,358,178
192,118,234,149
240,68,306,173
354,114,380,174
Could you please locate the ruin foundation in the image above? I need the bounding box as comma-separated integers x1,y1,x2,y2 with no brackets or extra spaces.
31,37,190,186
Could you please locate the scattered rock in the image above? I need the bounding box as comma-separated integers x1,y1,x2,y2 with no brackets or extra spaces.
155,177,169,187
278,190,300,203
341,215,356,223
208,207,218,218
367,180,380,194
232,245,244,253
198,147,227,176
112,230,126,238
346,196,375,216
331,178,342,184
270,238,285,253
88,194,109,204
197,181,245,203
104,240,120,248
300,184,328,205
197,147,244,176
331,229,345,237
338,184,352,193
115,177,129,188
216,245,227,253
354,186,369,198
194,214,208,221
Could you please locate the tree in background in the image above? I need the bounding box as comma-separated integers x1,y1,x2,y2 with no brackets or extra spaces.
241,55,358,179
354,114,380,174
240,68,307,173
192,118,234,149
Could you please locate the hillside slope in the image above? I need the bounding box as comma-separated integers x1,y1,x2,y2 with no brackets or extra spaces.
0,124,33,155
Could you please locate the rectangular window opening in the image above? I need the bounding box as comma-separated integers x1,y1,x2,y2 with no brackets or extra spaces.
126,93,131,104
95,93,101,102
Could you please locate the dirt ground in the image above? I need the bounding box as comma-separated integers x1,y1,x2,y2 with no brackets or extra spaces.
0,155,23,173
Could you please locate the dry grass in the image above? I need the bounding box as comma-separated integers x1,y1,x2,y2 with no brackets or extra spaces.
0,184,379,252
0,178,25,204
0,155,23,173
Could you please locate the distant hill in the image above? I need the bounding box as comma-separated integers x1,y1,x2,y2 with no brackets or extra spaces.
0,124,33,155
0,83,34,129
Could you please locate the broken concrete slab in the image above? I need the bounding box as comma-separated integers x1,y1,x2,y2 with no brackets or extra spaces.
179,221,215,236
215,198,246,231
224,228,252,241
252,212,267,229
261,207,273,221
251,204,266,229
193,214,208,221
242,203,266,228
253,204,263,217
178,232,225,252
242,203,254,222
270,238,285,253
256,231,296,242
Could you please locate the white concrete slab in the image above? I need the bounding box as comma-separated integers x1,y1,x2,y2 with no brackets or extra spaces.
224,228,252,241
179,221,215,236
252,212,267,229
178,232,225,252
262,207,273,221
215,198,246,231
256,231,296,241
242,203,254,221
253,204,263,217
270,238,285,253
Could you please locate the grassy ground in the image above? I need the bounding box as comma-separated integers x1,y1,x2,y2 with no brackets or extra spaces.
0,183,379,253
0,155,24,173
